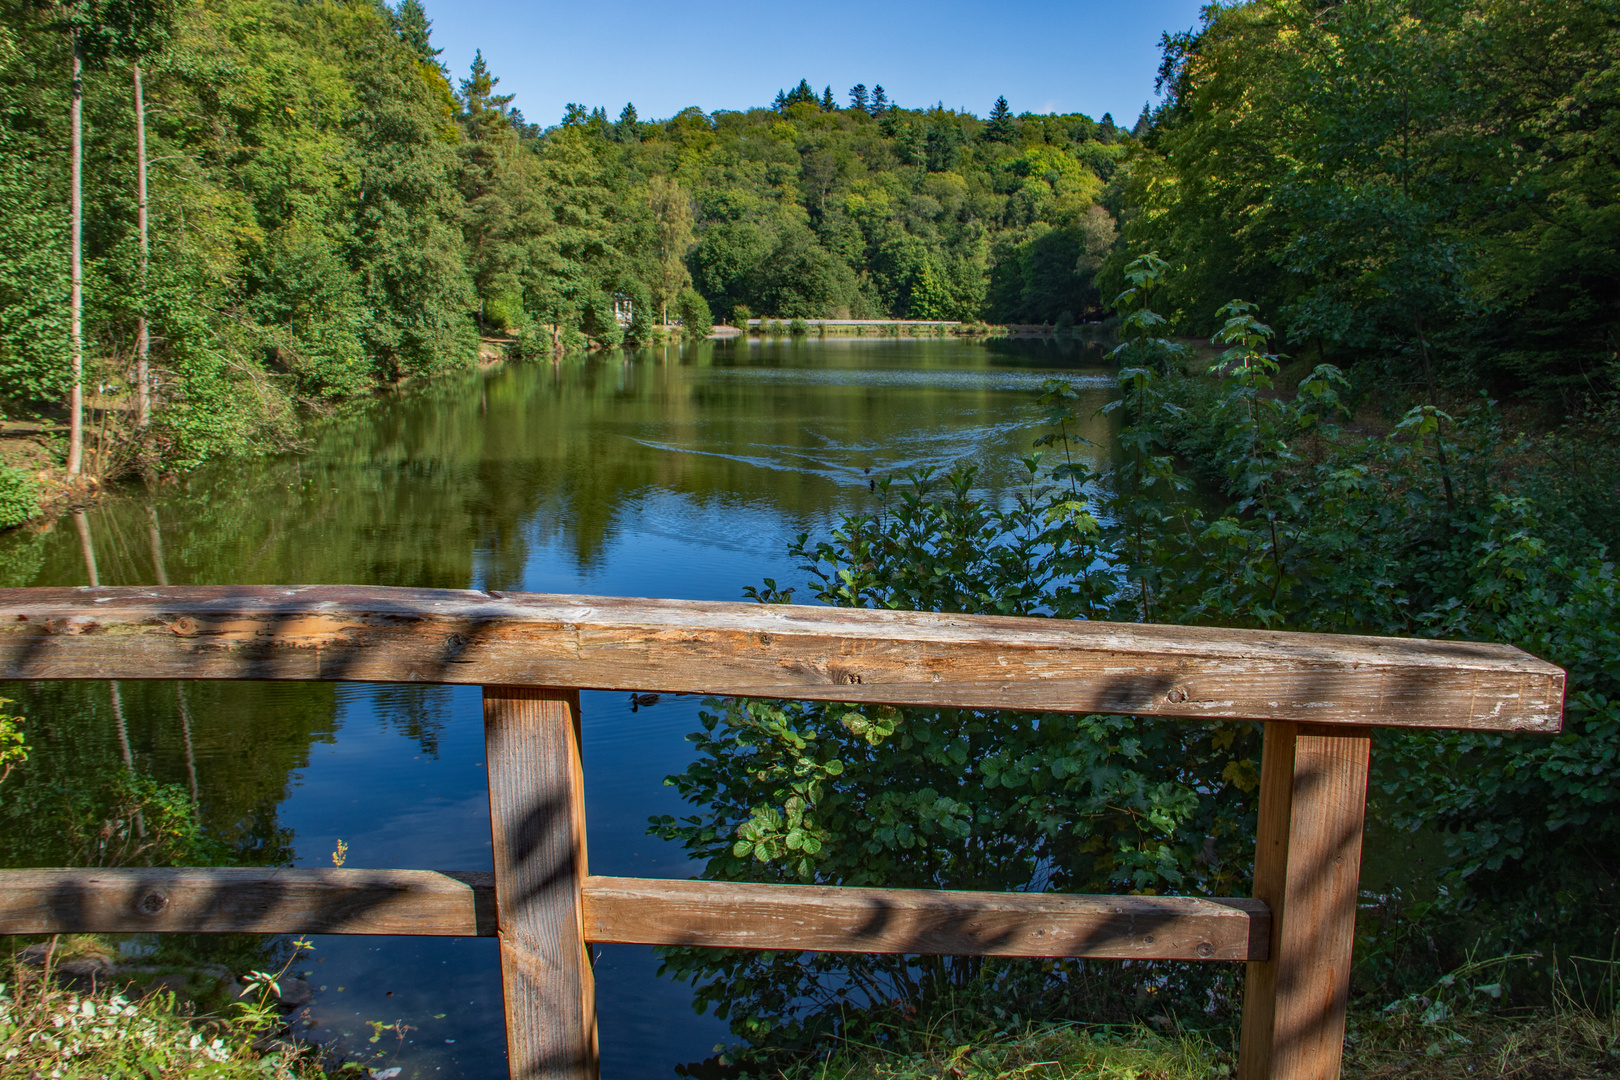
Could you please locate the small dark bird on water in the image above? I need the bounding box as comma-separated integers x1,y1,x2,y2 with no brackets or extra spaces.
629,693,661,712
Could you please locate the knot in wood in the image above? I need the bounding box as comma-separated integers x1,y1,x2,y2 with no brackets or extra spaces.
170,617,198,636
1196,940,1214,958
137,891,169,915
50,616,99,636
1165,688,1188,704
757,633,773,646
445,632,466,650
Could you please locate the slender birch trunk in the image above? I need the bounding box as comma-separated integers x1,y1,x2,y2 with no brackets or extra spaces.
67,32,84,477
133,61,150,428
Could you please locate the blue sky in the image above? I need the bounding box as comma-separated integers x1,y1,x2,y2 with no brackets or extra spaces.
420,0,1210,127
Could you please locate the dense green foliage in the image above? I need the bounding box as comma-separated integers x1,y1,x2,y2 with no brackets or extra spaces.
1116,0,1620,404
0,0,1130,479
2,0,1612,486
653,266,1619,1064
0,467,38,528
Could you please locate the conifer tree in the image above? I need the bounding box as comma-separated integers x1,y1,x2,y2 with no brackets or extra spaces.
615,102,639,142
870,84,888,115
1132,102,1152,137
820,85,834,111
458,51,528,333
777,79,817,109
984,94,1015,142
394,0,442,69
849,83,868,112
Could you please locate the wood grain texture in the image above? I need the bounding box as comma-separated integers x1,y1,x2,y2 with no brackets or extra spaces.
0,867,495,936
1239,723,1372,1080
484,687,597,1080
582,876,1269,960
0,868,1266,962
0,586,1565,729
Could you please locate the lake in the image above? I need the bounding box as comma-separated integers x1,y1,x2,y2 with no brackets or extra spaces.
0,335,1122,1077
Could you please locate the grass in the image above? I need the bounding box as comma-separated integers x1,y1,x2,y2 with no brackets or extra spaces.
803,1001,1620,1080
1,937,343,1079
781,952,1620,1080
796,1023,1223,1080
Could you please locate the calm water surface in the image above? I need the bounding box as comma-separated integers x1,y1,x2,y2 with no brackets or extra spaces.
0,337,1120,1077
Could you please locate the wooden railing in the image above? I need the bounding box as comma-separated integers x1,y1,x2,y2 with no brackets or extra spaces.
0,586,1565,1080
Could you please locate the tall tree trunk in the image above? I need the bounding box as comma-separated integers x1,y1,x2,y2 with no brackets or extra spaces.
133,61,150,428
67,33,84,477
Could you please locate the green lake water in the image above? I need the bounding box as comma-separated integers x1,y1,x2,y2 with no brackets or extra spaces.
0,336,1122,1077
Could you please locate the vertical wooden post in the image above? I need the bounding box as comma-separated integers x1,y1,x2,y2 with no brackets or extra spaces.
484,686,599,1080
1239,722,1371,1080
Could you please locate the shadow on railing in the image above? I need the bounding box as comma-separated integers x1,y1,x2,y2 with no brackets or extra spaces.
0,585,1565,1080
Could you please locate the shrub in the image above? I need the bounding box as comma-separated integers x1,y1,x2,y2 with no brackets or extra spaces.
0,465,39,529
0,946,331,1079
788,317,809,336
481,294,523,334
676,288,713,340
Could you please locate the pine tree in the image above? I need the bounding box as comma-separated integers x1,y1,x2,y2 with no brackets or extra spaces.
820,86,834,111
849,83,868,112
394,0,442,68
615,102,639,143
1132,102,1152,138
779,79,817,108
458,51,528,335
870,85,888,115
772,89,787,111
984,95,1015,142
507,107,538,139
460,50,514,117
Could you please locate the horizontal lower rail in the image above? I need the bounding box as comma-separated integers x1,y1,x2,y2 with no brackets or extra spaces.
0,868,499,937
0,586,1564,728
581,876,1268,960
0,869,1268,961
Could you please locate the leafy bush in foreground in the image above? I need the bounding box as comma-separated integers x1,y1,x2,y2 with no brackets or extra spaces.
655,272,1619,1062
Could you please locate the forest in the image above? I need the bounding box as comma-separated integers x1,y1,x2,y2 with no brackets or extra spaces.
0,0,1613,480
0,0,1132,482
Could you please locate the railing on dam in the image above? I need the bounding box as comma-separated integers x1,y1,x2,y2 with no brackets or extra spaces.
0,585,1565,1079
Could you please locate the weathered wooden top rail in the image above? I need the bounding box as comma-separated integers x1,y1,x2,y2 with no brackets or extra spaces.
0,587,1566,1080
0,585,1564,729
